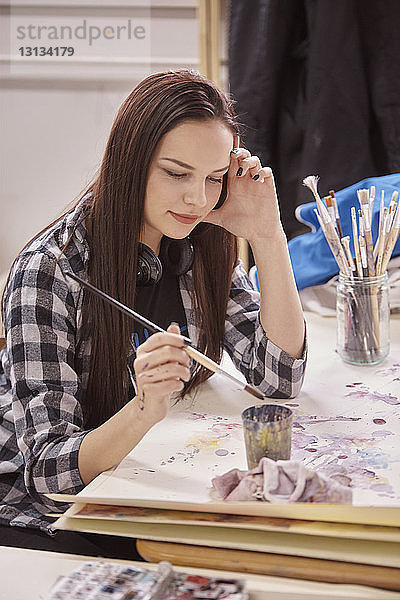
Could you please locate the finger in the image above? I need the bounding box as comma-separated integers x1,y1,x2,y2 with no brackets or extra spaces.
138,362,191,384
256,166,273,184
230,147,251,165
230,149,251,178
138,330,186,353
236,156,262,178
135,345,190,372
167,322,181,335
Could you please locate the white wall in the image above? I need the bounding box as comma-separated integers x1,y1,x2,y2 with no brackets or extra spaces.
0,0,208,278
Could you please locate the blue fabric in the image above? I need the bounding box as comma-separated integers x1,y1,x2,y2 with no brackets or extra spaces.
286,174,400,290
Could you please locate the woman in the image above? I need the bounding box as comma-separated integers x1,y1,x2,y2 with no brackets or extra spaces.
0,70,306,556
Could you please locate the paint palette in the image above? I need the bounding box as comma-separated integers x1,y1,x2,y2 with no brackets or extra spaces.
44,561,247,600
163,572,247,599
44,561,163,599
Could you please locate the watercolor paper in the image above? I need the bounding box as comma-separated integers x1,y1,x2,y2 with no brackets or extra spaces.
54,508,400,568
69,503,400,543
50,313,400,529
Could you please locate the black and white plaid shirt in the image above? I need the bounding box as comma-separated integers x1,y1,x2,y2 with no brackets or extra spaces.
0,199,306,533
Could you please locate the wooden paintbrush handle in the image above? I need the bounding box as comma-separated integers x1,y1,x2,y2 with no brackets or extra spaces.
184,345,264,400
184,345,218,373
381,227,399,274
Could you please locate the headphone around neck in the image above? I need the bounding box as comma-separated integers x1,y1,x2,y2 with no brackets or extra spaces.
137,236,194,286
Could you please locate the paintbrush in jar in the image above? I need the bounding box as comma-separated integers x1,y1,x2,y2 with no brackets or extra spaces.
373,194,385,262
380,198,400,274
358,189,375,276
375,206,388,275
359,235,369,278
351,207,363,278
303,176,349,274
341,236,356,278
66,272,265,401
329,189,343,238
324,195,336,228
369,185,376,215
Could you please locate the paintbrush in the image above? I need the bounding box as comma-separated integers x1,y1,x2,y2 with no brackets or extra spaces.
369,185,376,215
341,236,356,278
66,272,265,401
303,176,327,220
351,207,363,278
373,194,385,261
380,198,400,274
329,189,343,238
359,235,369,278
376,207,388,276
358,189,375,276
313,209,347,274
324,195,336,226
304,176,348,274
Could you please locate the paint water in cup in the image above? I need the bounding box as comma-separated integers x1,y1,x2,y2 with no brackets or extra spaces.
241,404,293,469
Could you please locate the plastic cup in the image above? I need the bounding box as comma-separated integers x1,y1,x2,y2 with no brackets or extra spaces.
241,404,293,469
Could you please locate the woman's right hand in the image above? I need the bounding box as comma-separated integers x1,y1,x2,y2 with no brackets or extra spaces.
133,323,191,427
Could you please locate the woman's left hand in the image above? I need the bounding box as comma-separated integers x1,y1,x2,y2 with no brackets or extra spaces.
203,147,284,242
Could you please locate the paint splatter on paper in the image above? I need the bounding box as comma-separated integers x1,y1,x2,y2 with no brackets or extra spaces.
157,413,244,468
215,449,229,456
156,386,400,501
375,363,400,377
345,387,400,405
289,405,400,499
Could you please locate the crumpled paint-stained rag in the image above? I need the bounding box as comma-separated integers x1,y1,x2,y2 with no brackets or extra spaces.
212,457,352,504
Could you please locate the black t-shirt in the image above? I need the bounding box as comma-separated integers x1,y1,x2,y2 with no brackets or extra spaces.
127,267,188,397
130,269,188,353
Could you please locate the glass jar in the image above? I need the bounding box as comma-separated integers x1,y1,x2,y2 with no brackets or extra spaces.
336,273,390,366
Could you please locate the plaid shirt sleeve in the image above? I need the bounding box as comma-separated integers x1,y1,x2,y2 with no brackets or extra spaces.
3,249,88,507
224,261,307,398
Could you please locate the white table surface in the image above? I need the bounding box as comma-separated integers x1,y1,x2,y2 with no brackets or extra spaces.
1,545,399,600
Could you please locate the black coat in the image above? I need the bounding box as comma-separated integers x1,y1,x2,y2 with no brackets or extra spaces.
229,0,400,238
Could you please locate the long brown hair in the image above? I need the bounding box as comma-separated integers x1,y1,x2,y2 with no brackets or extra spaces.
7,70,240,428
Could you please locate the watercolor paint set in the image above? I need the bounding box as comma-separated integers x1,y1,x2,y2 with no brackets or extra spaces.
44,560,247,600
